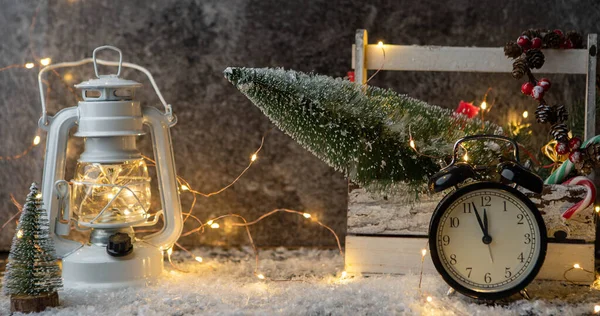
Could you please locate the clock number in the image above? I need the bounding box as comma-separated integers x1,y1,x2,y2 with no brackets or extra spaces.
442,235,450,246
505,267,512,278
484,272,492,284
524,233,532,244
481,196,491,207
463,203,472,213
449,254,457,265
465,267,472,278
450,217,460,228
518,252,524,263
517,214,524,224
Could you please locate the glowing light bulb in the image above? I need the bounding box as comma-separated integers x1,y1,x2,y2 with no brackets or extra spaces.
207,220,214,225
574,263,581,269
377,41,384,48
195,256,203,263
303,213,311,219
16,230,23,239
421,249,427,257
25,62,35,69
167,248,173,256
33,135,41,146
63,73,73,82
595,205,599,213
426,296,433,303
341,271,348,278
251,154,258,162
522,111,529,119
409,139,416,149
480,101,487,110
210,223,220,229
40,58,51,66
107,193,115,199
594,305,600,313
463,153,469,161
35,193,42,199
181,185,189,191
257,274,265,280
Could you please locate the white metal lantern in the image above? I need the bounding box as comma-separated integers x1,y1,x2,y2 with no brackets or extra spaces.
38,46,183,288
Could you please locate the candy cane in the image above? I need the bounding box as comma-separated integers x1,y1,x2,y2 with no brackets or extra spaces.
561,176,596,219
545,135,600,184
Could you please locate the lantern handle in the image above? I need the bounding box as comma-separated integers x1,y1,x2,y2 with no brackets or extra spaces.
38,55,174,128
92,45,122,78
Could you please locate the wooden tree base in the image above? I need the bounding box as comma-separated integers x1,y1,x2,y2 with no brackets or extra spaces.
10,292,59,314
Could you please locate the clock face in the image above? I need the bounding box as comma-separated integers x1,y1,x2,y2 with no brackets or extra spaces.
430,182,547,299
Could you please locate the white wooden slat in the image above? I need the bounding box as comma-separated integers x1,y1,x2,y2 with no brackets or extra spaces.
351,45,589,74
345,235,595,284
353,29,368,85
584,34,598,140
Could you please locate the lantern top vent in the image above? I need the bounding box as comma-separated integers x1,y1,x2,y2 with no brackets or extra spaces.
75,46,142,101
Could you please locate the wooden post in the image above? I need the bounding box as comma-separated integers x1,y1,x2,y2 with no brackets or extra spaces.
354,29,368,85
585,34,597,141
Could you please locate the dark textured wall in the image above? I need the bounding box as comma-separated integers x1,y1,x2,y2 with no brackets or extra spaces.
0,0,599,250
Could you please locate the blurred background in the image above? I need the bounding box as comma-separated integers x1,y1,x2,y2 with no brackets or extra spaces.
0,0,599,250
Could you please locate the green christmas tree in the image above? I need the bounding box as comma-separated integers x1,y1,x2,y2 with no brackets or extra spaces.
224,67,503,191
3,183,62,297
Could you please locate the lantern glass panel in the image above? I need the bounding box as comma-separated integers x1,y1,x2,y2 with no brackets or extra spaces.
71,159,151,225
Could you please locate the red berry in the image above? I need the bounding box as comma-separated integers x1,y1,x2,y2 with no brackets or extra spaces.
531,37,542,49
564,39,574,49
569,137,582,150
521,82,535,95
531,86,545,100
555,142,569,155
568,150,583,163
517,36,531,49
553,29,564,38
538,78,551,91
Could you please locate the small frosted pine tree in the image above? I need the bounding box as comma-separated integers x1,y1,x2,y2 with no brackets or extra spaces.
224,67,504,192
3,183,62,297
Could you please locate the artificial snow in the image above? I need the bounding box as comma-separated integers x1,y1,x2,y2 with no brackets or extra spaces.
1,248,598,315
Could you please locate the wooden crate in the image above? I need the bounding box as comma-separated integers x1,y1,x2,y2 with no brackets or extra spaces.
345,184,596,284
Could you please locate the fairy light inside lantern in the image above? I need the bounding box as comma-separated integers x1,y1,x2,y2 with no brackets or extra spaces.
377,41,384,48
40,58,51,66
303,212,311,219
522,110,529,118
574,263,581,269
251,153,258,162
33,135,41,145
480,101,487,110
595,305,600,313
25,63,35,69
16,230,23,239
595,205,599,213
210,222,220,229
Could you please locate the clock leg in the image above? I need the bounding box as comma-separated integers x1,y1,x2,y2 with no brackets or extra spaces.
446,287,456,296
519,289,531,300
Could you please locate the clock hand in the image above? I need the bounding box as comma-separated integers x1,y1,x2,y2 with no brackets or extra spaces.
483,208,489,236
472,203,492,244
487,244,494,263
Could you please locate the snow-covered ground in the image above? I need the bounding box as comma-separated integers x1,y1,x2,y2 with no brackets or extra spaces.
1,248,599,315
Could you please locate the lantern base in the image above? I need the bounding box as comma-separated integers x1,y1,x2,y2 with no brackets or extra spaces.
62,241,163,289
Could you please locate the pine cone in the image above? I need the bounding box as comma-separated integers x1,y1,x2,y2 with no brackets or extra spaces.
543,32,562,48
554,105,568,123
504,41,522,59
522,29,541,39
512,57,528,79
525,49,545,69
550,123,569,142
566,31,584,49
535,104,554,123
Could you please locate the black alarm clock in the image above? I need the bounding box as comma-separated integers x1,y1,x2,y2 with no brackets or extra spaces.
428,135,547,300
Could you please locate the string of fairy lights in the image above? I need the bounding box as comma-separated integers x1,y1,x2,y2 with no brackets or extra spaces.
1,7,600,310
